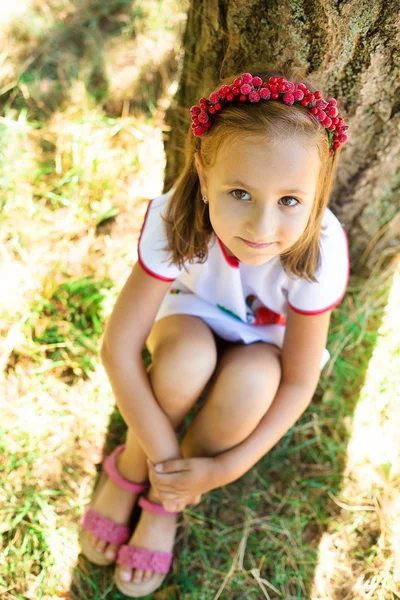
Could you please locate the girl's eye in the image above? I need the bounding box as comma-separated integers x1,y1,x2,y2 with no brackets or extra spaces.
279,196,300,207
230,189,251,201
229,190,300,207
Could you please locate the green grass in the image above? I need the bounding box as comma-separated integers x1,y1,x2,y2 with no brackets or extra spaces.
1,1,399,598
16,274,116,380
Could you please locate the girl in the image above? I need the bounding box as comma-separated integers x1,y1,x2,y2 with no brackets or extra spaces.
79,66,350,597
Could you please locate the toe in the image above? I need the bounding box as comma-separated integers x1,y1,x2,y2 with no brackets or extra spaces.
87,532,97,546
133,569,144,583
143,570,153,581
95,537,107,553
105,543,117,561
118,566,132,583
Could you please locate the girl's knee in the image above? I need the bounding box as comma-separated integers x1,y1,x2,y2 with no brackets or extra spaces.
207,343,282,426
147,318,217,423
219,343,280,391
151,334,217,386
181,343,282,456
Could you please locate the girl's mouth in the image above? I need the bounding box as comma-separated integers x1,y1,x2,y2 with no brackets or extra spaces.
239,237,277,249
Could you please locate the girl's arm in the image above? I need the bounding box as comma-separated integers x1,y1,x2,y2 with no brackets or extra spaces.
100,261,182,464
212,306,333,484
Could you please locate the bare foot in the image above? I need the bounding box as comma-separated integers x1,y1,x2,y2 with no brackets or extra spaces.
115,487,179,585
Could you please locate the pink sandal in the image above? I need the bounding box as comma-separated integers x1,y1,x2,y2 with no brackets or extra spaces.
79,444,149,566
114,496,180,597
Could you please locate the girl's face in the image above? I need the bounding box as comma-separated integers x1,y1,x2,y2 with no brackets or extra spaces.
194,136,321,266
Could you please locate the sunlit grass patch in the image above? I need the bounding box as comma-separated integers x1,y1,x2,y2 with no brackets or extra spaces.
0,101,165,351
0,109,42,221
312,265,400,598
0,439,77,597
1,102,155,216
1,357,119,598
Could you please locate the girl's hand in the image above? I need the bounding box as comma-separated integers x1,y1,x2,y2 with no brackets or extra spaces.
147,457,218,510
147,459,202,511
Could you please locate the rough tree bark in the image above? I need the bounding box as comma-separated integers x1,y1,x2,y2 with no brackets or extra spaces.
163,0,400,268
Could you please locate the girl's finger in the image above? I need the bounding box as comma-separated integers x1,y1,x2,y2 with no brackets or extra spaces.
154,481,185,494
163,500,182,512
154,473,182,485
167,501,186,512
153,481,179,490
154,459,191,473
159,491,181,499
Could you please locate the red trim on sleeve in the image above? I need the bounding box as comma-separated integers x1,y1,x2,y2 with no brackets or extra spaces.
137,199,177,283
288,225,350,316
217,237,240,268
288,295,345,315
137,257,176,282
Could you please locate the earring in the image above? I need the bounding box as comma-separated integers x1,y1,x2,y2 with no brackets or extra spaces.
202,195,208,204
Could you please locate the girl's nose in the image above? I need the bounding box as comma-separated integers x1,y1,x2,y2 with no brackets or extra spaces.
246,204,278,239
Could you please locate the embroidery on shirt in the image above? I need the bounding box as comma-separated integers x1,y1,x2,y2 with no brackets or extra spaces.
245,295,287,326
217,304,244,322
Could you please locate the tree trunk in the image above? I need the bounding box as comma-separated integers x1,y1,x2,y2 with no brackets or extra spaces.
163,0,400,268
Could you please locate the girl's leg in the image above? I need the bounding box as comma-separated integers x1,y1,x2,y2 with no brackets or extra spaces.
89,315,217,572
180,341,281,458
116,313,218,487
117,339,282,586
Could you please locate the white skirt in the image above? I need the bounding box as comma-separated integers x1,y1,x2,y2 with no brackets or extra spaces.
155,292,330,371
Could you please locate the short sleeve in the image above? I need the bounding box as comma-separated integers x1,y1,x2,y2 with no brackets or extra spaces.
287,209,349,315
137,192,184,282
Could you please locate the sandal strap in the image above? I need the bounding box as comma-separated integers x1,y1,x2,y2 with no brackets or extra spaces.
116,544,173,574
104,444,149,493
138,495,180,516
81,508,130,545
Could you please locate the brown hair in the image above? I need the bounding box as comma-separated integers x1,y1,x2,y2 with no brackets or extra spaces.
162,64,343,282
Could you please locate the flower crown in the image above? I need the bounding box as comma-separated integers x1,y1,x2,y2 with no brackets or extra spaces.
190,73,349,157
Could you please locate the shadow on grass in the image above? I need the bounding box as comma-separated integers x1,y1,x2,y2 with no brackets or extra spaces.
69,257,397,599
1,0,180,122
